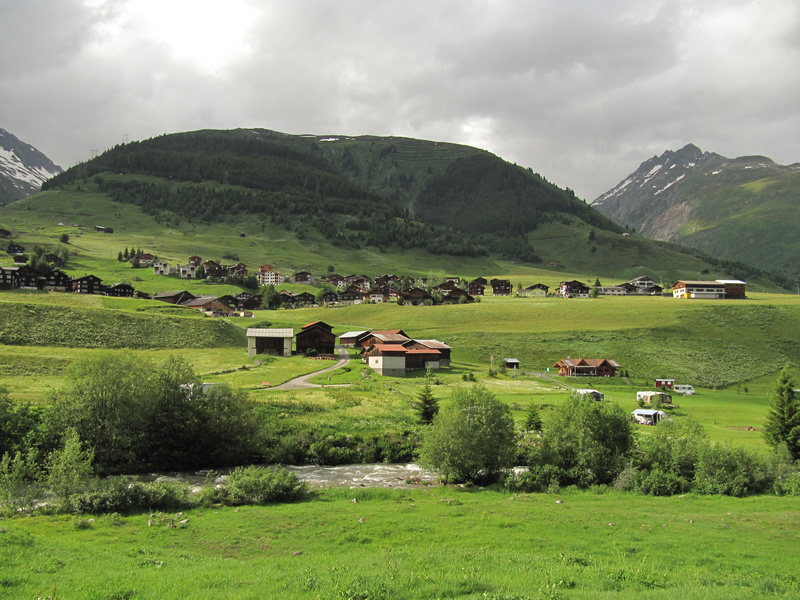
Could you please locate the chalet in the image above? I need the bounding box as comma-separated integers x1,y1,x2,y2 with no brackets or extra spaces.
559,280,591,298
345,275,370,289
94,225,114,233
553,358,621,377
293,291,316,305
339,330,372,348
279,290,297,305
574,389,605,401
404,339,452,367
471,277,488,286
203,260,225,279
597,286,628,296
7,243,24,255
153,290,196,305
180,295,234,317
319,290,340,304
136,253,156,266
717,279,747,299
296,321,336,355
292,271,315,285
467,281,485,296
402,287,433,305
13,254,28,265
226,263,248,278
361,330,410,349
188,255,203,267
365,287,391,303
71,274,103,294
104,283,135,298
246,328,293,357
256,265,286,286
672,280,725,299
626,276,658,293
44,253,66,267
0,229,11,238
10,265,40,290
490,278,512,296
519,283,549,297
0,266,17,288
326,274,347,288
440,287,473,304
338,286,364,305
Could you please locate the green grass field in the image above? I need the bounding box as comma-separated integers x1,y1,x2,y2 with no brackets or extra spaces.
1,487,799,600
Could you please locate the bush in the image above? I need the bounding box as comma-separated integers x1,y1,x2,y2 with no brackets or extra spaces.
693,443,772,496
67,478,191,514
226,466,309,504
634,467,690,496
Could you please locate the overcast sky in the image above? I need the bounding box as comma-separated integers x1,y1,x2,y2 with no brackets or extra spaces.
2,0,799,200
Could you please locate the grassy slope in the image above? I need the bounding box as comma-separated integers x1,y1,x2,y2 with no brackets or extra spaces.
1,489,799,599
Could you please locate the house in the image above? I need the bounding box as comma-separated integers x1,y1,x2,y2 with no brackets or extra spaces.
180,295,235,317
292,271,315,285
467,281,485,296
177,263,197,279
364,344,409,377
339,330,372,348
574,389,605,401
246,328,293,357
15,265,40,289
361,330,410,351
636,391,672,405
0,229,11,239
136,253,156,266
104,283,135,297
326,273,347,288
71,274,103,294
94,225,114,233
626,276,658,293
654,379,675,389
226,263,248,278
153,261,171,276
503,358,521,370
519,284,549,297
672,280,725,299
559,280,591,298
471,277,488,286
188,255,203,267
39,269,71,292
293,291,316,305
7,243,24,255
632,409,668,425
153,290,196,305
402,287,433,305
490,278,512,296
365,287,391,303
256,264,286,286
203,260,225,279
338,286,364,305
319,290,340,305
403,339,452,367
296,321,336,355
0,266,17,288
440,287,473,304
717,279,747,299
553,358,621,377
597,286,628,296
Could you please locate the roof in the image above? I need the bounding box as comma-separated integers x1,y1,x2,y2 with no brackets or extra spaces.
301,321,332,331
368,332,411,343
405,348,441,355
673,280,725,286
339,330,370,339
374,344,408,353
246,328,294,338
411,339,452,350
555,358,621,368
716,279,747,285
180,295,221,307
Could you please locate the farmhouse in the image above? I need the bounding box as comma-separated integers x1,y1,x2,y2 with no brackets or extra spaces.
247,328,293,357
490,278,512,296
71,274,103,294
39,269,71,292
292,271,315,285
402,287,433,305
519,284,549,297
672,280,725,299
104,283,135,298
559,280,591,298
295,321,336,355
467,281,485,296
553,358,621,377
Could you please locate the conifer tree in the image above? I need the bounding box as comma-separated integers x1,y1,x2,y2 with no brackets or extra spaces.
524,400,543,431
763,365,800,460
414,383,439,424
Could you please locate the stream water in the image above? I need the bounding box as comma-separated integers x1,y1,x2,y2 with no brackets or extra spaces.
147,463,440,490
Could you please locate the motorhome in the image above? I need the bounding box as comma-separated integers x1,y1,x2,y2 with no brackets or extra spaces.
673,384,696,395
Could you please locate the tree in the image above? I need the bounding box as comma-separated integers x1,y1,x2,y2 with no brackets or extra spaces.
261,284,282,309
763,365,800,460
523,400,542,431
46,428,94,508
414,383,439,424
535,394,634,486
59,233,70,244
417,384,516,483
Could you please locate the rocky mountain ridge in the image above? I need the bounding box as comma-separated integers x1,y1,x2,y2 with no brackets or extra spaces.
0,128,62,205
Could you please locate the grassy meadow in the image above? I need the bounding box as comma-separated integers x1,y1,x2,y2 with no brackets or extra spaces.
1,488,799,600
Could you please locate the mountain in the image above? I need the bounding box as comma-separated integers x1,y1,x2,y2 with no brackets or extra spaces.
32,129,790,288
0,128,62,205
592,144,800,275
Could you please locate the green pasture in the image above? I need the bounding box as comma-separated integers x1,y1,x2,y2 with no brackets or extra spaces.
1,488,799,600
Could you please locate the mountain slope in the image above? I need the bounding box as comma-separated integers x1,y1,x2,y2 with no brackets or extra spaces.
592,144,800,275
0,128,62,205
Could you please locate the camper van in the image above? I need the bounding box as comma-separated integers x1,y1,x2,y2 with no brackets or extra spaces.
673,384,696,395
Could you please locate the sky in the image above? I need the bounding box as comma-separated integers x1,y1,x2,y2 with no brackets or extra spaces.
2,0,799,201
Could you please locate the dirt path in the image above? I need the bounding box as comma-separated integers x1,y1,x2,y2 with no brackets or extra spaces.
269,346,352,390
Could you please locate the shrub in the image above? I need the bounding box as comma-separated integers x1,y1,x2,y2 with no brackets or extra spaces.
226,466,309,504
693,443,772,496
67,478,191,514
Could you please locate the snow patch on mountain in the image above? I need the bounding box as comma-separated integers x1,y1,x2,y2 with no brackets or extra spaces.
0,128,62,204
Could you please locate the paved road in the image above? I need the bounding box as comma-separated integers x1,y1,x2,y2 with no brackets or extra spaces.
269,346,352,390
